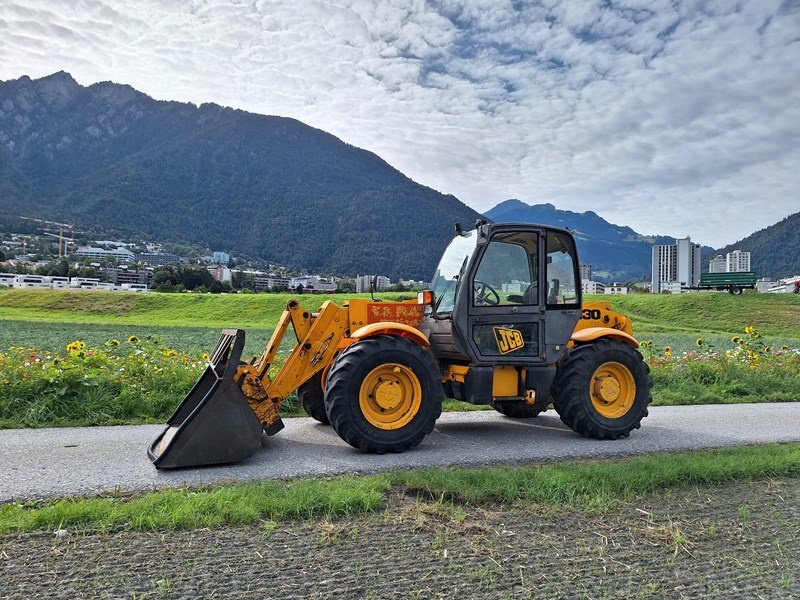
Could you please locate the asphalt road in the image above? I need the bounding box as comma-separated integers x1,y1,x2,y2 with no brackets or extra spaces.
2,403,799,502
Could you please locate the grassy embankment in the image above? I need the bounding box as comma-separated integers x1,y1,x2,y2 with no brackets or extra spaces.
1,443,797,533
0,289,799,428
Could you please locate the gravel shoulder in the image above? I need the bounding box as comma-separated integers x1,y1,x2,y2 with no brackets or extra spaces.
2,477,798,599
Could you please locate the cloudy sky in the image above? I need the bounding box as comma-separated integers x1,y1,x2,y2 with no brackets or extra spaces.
1,0,798,246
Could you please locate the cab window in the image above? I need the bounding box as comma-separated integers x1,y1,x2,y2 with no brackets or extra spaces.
473,232,538,306
546,233,579,306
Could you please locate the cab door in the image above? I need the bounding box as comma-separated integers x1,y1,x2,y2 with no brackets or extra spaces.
457,226,545,366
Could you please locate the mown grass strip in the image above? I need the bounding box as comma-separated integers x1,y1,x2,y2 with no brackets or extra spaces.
0,290,407,328
1,443,798,533
1,289,799,337
0,476,391,533
392,442,800,512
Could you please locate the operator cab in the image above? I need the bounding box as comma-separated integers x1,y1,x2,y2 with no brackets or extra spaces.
421,222,581,368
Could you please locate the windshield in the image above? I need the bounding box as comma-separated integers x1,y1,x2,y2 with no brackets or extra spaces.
431,231,477,313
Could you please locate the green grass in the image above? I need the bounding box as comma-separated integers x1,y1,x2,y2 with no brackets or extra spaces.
1,443,797,533
1,289,798,337
585,292,800,338
0,320,276,356
0,289,407,328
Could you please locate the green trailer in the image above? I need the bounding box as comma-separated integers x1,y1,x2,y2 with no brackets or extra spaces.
697,271,757,295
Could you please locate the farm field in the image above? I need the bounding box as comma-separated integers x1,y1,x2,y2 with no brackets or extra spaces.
0,289,798,428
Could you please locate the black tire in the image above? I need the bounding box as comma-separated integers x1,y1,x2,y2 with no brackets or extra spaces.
552,338,652,439
298,371,329,424
493,399,546,418
324,335,443,453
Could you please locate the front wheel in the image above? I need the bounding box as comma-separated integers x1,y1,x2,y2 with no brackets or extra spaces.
324,335,443,453
298,372,329,424
552,339,652,439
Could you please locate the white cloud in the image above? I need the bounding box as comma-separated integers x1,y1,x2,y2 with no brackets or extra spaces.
0,0,798,246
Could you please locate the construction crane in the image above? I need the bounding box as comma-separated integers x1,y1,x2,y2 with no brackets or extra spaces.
19,217,84,258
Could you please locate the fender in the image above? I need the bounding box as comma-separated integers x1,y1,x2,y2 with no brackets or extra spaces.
350,322,430,348
570,326,639,349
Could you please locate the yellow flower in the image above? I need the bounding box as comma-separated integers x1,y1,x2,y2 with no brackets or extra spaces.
2,378,9,385
202,353,210,362
111,339,121,347
664,346,672,357
695,338,703,347
744,326,754,335
731,336,741,344
66,340,86,355
780,345,789,351
127,336,139,344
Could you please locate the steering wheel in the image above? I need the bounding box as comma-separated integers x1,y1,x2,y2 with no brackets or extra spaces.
474,280,500,306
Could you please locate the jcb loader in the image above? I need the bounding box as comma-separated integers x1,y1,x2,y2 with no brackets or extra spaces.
149,221,651,469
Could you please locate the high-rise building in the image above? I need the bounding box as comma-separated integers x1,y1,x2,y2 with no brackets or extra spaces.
708,255,726,273
651,237,701,293
579,262,592,282
726,250,751,273
356,275,390,293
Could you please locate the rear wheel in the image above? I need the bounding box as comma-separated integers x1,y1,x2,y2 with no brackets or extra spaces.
552,338,651,439
324,335,443,453
298,372,329,424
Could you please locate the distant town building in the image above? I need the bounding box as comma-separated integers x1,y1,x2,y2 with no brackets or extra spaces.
356,275,390,293
93,240,134,248
726,250,751,273
207,265,232,283
582,280,605,294
710,250,751,274
75,246,136,262
605,283,629,295
755,277,778,293
0,273,148,292
579,262,592,282
708,255,726,273
136,252,184,266
290,275,336,293
202,251,230,264
399,279,431,289
252,274,291,291
651,237,701,293
766,275,800,294
103,267,153,286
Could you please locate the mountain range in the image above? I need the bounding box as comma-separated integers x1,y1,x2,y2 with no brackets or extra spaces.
1,72,796,282
707,211,800,278
485,200,799,281
484,199,712,281
0,72,479,280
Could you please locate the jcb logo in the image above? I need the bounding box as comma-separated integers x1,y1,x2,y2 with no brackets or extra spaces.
493,327,525,354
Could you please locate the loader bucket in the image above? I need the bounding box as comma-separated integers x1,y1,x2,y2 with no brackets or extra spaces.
148,329,264,469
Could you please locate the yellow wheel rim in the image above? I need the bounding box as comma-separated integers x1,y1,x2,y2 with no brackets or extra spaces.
359,363,422,430
590,361,636,418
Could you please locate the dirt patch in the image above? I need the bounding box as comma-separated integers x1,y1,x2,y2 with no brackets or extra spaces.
1,478,798,599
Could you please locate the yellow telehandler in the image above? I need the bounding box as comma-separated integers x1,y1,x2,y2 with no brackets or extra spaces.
149,221,651,469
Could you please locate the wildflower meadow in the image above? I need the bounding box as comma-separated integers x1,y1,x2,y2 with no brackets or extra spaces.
1,323,798,428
